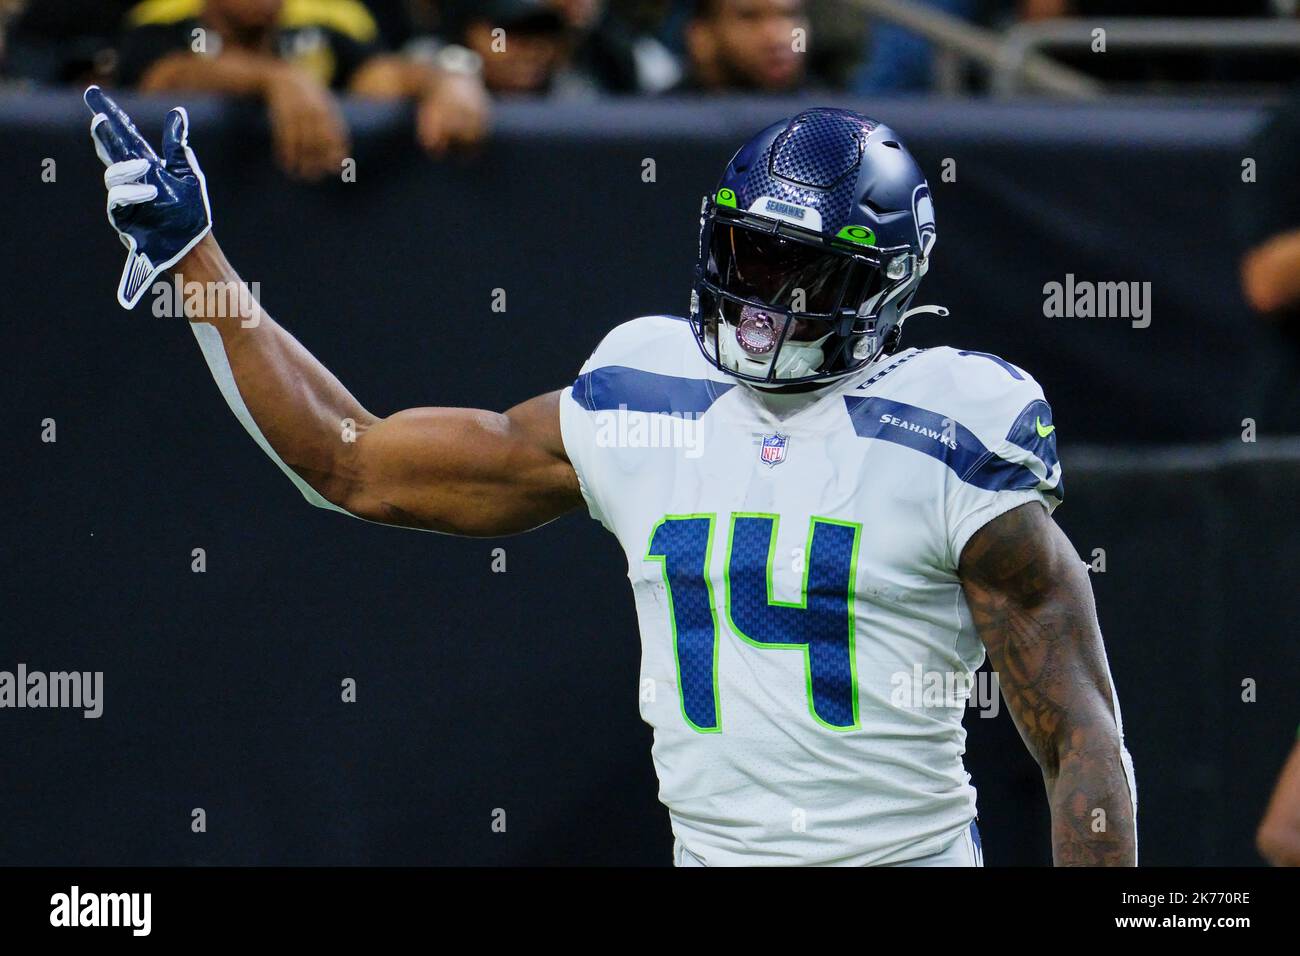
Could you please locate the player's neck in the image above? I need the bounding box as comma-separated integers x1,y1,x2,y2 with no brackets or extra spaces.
742,349,898,405
742,376,850,418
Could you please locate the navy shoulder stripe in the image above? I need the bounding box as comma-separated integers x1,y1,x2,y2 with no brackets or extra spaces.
843,395,1047,495
572,366,734,415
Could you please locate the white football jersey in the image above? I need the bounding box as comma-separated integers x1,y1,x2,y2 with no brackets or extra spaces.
559,314,1067,866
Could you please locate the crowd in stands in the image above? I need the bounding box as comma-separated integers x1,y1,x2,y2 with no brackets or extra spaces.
5,1,1298,98
0,1,1296,177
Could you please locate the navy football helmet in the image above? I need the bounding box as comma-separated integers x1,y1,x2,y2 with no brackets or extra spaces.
690,108,943,388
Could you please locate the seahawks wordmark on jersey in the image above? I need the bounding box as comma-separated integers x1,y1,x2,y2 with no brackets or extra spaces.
561,315,1130,866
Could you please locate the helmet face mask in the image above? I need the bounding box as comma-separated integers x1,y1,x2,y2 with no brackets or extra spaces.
691,203,920,387
689,108,937,389
701,295,840,384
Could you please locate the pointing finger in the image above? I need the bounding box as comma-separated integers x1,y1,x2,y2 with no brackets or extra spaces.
85,85,158,165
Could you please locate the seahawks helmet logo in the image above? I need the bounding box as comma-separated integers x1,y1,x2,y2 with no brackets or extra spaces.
913,184,936,257
763,198,806,220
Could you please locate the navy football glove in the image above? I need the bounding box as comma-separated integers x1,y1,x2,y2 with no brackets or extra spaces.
84,86,213,309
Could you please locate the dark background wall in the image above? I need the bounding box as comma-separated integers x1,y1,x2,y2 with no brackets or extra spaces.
1,91,1296,865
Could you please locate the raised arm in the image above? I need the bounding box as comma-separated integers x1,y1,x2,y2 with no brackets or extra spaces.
84,87,581,537
959,501,1138,866
182,236,580,535
185,240,579,534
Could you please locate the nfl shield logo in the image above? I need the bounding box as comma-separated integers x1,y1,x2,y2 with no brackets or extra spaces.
760,433,788,467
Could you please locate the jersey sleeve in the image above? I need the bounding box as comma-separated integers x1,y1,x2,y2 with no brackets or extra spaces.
557,315,698,532
559,369,611,531
941,354,1065,570
557,319,649,531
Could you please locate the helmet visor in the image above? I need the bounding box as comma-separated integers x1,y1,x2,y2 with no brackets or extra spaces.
703,221,883,317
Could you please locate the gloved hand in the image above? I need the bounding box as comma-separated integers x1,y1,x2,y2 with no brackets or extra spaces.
84,86,213,309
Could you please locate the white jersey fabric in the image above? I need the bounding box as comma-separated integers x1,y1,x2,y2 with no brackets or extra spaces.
676,819,984,867
559,315,1070,866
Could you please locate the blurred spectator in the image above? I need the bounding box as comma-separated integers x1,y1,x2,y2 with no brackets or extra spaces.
552,0,605,29
676,0,808,93
361,0,447,51
1,0,135,85
449,0,673,98
598,0,687,92
552,0,683,94
611,0,693,59
854,0,978,93
117,0,489,178
1236,87,1300,431
449,0,571,94
798,0,868,90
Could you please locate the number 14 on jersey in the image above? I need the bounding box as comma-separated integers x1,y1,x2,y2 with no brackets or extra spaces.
646,513,862,734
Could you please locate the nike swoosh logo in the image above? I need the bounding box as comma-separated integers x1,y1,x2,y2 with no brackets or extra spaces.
1035,416,1056,438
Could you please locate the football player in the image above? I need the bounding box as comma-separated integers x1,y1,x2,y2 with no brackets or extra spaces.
83,87,1137,866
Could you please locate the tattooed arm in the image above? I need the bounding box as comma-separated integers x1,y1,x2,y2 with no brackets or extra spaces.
959,501,1137,866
